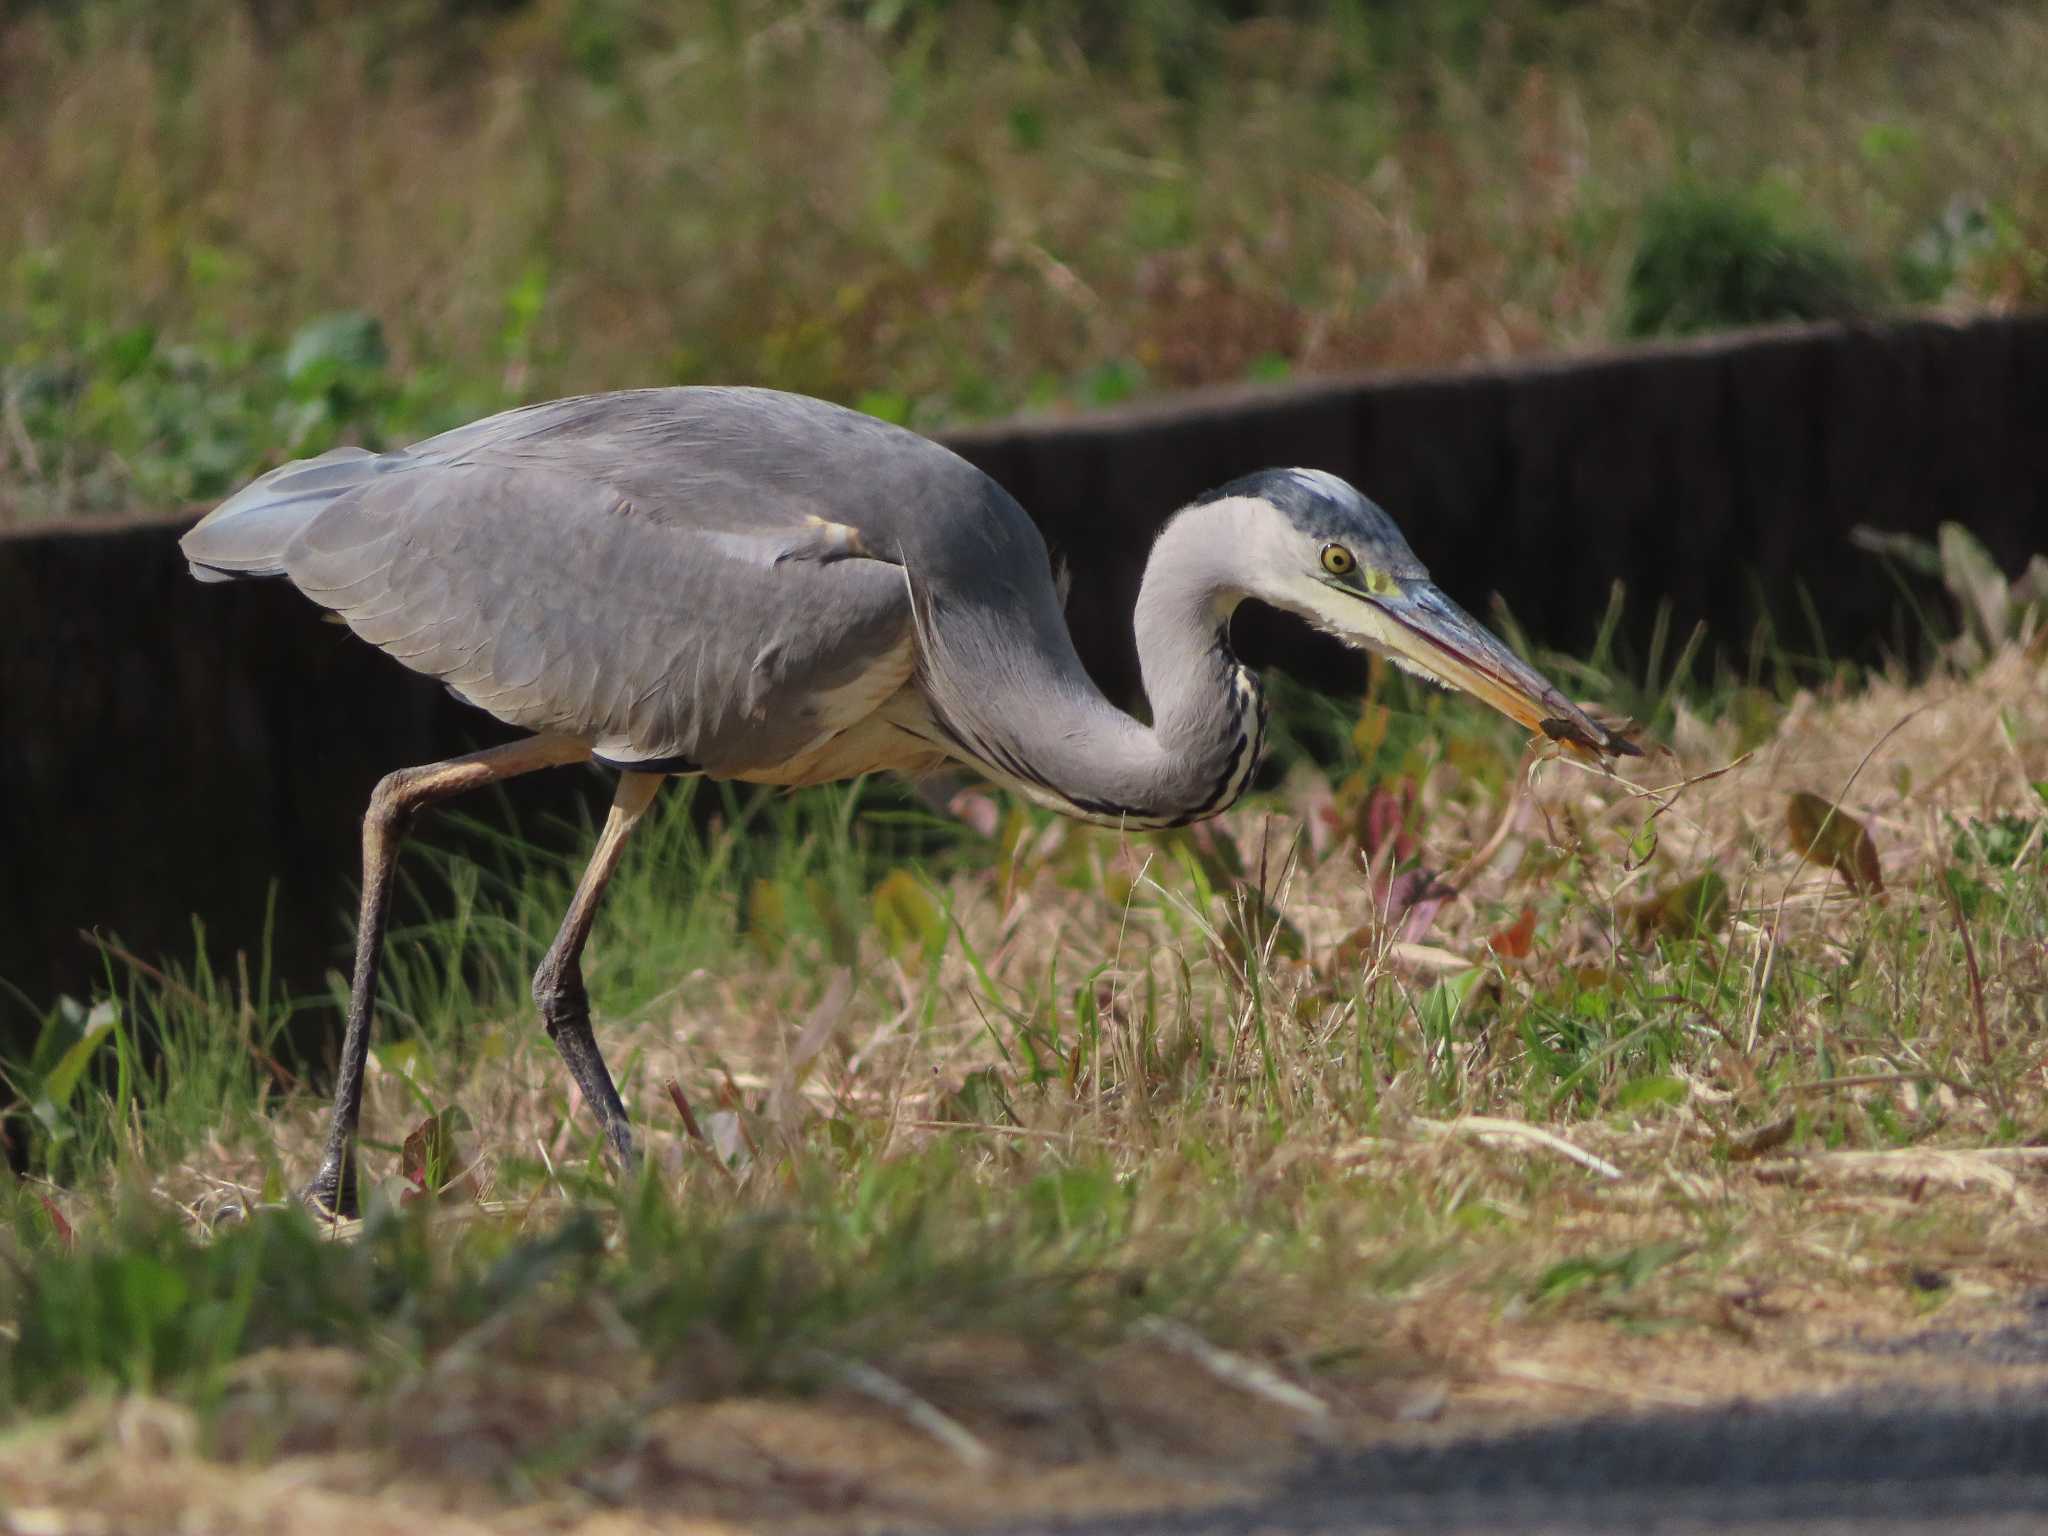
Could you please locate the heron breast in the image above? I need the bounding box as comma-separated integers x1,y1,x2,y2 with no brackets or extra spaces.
731,639,934,786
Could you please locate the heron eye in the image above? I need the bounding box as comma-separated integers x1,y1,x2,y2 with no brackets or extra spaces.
1320,544,1355,577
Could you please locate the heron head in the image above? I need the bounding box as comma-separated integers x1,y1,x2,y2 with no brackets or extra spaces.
1201,468,1639,758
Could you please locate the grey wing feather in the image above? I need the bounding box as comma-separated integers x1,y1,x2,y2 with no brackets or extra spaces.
181,446,395,579
279,462,910,770
181,386,1072,775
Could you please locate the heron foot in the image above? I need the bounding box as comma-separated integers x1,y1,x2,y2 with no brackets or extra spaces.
538,983,639,1172
301,1145,360,1223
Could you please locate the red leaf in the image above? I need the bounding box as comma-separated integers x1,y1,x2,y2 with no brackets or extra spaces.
399,1107,479,1202
39,1196,74,1248
1489,904,1538,959
1384,866,1455,943
1360,782,1420,863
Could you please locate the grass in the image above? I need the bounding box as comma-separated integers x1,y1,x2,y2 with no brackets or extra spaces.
5,4,2048,1517
6,0,2048,524
7,582,2048,1528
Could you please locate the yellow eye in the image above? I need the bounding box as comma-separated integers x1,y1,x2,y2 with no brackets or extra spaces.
1320,544,1355,577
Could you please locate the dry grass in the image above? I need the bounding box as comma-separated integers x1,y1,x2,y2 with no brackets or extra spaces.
9,638,2048,1531
5,1,2048,523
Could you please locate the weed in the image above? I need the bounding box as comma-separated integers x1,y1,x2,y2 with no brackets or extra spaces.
1621,179,1874,338
6,2,2048,525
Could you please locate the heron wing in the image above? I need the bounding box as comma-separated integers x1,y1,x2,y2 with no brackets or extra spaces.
276,459,914,773
188,386,1080,777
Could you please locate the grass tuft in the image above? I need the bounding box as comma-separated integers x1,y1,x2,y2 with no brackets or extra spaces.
8,588,2048,1525
1621,179,1874,337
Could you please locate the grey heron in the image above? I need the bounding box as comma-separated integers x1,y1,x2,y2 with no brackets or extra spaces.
183,385,1635,1216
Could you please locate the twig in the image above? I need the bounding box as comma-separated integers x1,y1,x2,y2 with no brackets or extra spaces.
1493,1359,1709,1409
1406,1116,1626,1181
1747,709,1923,1053
716,1070,763,1161
810,1351,994,1469
666,1076,735,1183
1618,750,1755,825
1385,941,1480,975
1440,744,1538,895
1763,1145,2048,1168
1783,1072,1968,1097
1747,1147,2048,1207
1135,1317,1331,1426
78,928,203,1005
1009,238,1104,315
1939,875,1997,1072
77,929,295,1091
897,1119,1121,1146
664,1076,707,1142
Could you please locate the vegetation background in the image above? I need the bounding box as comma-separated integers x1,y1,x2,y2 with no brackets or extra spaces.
6,4,2048,1531
3,0,2045,526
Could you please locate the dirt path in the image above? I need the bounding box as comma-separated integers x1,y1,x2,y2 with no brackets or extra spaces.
8,1295,2048,1535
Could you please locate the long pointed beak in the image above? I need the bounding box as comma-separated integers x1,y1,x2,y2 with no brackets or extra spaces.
1373,583,1641,758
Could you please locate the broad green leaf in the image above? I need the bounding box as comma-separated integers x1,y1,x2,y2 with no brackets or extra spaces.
283,310,387,389
1615,1075,1686,1111
43,1010,117,1108
1938,521,2010,649
1417,968,1485,1041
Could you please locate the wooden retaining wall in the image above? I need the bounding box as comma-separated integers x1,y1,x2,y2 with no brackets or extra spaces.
4,314,2044,1053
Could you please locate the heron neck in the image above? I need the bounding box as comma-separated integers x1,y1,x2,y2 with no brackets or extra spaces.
999,499,1263,828
909,498,1263,828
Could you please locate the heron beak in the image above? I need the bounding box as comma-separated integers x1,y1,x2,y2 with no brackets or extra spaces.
1344,581,1641,758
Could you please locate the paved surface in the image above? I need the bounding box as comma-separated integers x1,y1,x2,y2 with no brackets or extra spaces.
987,1392,2048,1534
984,1300,2048,1535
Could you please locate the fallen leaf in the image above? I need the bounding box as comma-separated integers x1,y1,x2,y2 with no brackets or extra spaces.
1786,792,1884,895
1360,781,1420,863
38,1195,74,1248
1725,1111,1798,1161
401,1106,478,1201
1352,702,1391,764
873,868,946,955
1386,866,1455,943
1324,923,1378,975
945,789,1001,839
1488,904,1538,959
1323,930,1476,977
1629,871,1731,938
746,877,787,958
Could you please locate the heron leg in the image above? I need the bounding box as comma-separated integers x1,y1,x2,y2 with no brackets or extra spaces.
305,735,591,1220
532,771,664,1173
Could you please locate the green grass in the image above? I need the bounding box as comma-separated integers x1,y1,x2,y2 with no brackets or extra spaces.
2,1151,1206,1418
1621,179,1876,338
8,583,2048,1524
6,0,2048,524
